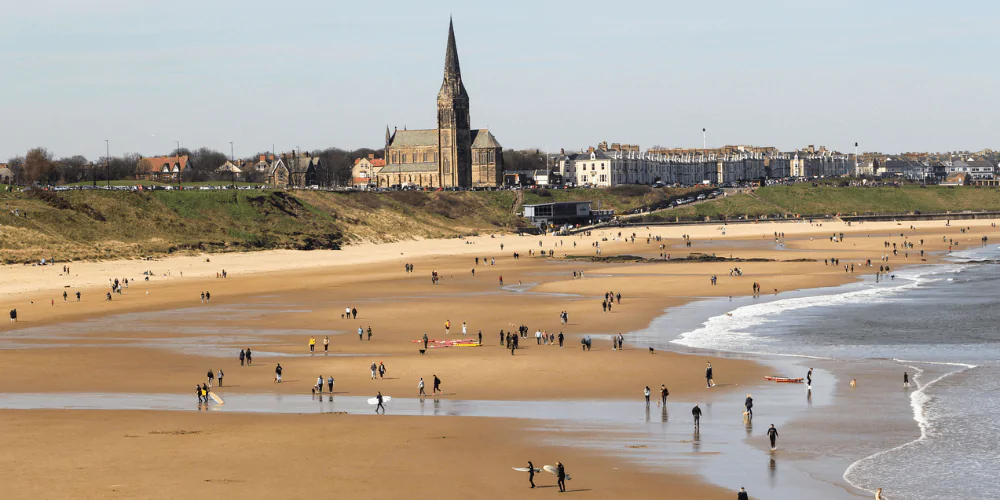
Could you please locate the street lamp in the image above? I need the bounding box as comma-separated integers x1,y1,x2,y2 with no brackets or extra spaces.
175,140,181,188
105,140,110,188
230,141,235,187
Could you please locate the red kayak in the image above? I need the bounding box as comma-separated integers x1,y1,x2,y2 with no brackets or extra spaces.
765,376,804,383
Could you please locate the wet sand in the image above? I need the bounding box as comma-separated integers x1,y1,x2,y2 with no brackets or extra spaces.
1,218,997,498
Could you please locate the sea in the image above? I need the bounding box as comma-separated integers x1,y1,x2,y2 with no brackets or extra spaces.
663,244,1000,499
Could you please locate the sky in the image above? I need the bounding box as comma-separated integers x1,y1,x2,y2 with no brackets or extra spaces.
1,0,998,161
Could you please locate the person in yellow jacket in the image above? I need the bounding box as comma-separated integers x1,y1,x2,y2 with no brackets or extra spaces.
309,337,316,355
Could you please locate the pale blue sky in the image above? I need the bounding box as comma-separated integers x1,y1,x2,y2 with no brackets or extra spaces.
1,0,997,160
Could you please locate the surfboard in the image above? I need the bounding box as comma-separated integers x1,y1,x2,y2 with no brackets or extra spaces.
208,391,224,404
543,465,571,480
512,467,541,472
367,396,392,405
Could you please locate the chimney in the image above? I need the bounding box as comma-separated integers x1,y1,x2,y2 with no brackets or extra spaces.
560,148,565,155
260,154,265,162
588,147,595,154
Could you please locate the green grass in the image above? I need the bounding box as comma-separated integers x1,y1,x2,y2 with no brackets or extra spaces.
65,180,260,187
755,185,1000,215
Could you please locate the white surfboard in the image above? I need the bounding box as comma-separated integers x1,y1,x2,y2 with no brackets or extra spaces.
512,467,541,472
543,465,571,480
367,396,391,405
208,391,224,404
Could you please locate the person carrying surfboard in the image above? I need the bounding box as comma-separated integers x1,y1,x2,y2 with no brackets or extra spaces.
556,462,566,492
527,461,535,488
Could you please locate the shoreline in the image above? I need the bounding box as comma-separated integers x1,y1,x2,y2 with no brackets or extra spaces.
644,253,993,498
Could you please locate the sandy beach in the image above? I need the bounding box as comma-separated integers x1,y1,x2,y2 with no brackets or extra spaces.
1,218,997,499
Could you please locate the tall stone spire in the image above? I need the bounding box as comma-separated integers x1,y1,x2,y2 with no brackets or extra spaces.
440,17,468,99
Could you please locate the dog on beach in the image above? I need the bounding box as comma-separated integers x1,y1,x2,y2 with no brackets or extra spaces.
742,411,750,424
850,379,857,388
648,347,655,354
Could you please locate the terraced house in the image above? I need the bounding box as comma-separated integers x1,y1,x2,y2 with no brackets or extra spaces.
379,19,503,189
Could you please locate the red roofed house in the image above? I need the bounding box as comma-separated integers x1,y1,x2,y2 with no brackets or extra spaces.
136,155,190,181
352,154,385,187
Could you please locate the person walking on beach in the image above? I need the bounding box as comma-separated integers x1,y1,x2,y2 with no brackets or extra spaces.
737,487,749,500
433,374,441,396
526,460,536,488
903,372,910,388
352,307,357,319
556,462,566,493
558,332,564,347
660,385,669,406
744,394,753,421
367,326,372,341
706,362,715,388
375,391,385,414
807,368,813,388
8,309,14,323
478,330,482,345
207,369,214,388
692,404,702,428
358,326,364,341
327,375,334,393
767,424,779,450
245,347,252,366
309,336,316,355
462,321,467,336
324,336,330,354
274,363,282,383
445,320,451,335
196,384,204,403
378,361,386,379
202,383,209,402
239,349,245,366
315,375,324,394
418,377,426,397
217,369,224,387
370,362,377,380
423,333,429,350
875,487,883,500
644,386,651,405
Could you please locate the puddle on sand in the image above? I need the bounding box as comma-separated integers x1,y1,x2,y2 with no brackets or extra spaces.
0,390,854,499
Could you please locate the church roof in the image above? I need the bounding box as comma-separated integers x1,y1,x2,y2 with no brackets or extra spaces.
388,129,438,148
471,129,501,149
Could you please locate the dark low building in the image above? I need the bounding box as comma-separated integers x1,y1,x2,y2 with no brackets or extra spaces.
522,201,610,227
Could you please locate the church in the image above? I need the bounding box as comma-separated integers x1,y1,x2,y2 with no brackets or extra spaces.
379,20,503,189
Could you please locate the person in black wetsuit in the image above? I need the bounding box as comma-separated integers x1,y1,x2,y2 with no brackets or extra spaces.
737,486,749,500
556,462,566,492
767,424,779,450
807,368,813,388
245,347,252,366
903,371,910,388
527,461,535,488
706,362,714,388
692,404,702,428
745,394,753,421
375,391,385,414
196,385,204,403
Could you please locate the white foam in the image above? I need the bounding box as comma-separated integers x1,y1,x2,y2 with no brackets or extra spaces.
842,360,977,494
671,265,958,355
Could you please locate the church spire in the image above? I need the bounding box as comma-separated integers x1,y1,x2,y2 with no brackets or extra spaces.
440,17,468,99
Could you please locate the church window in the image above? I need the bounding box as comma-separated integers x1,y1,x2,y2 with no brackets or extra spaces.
392,153,397,163
423,153,428,162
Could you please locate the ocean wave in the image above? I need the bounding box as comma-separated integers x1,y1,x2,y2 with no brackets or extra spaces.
842,361,978,495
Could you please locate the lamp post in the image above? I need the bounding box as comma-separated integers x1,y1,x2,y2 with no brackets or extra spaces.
105,140,110,188
176,140,181,188
230,141,235,187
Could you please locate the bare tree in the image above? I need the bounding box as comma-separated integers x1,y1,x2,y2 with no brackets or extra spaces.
24,147,54,185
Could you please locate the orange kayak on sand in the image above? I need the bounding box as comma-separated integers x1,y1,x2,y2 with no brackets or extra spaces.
765,376,805,383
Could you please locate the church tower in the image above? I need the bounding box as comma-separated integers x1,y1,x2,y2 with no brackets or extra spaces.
437,18,472,187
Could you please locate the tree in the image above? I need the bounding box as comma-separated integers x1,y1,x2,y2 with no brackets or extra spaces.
6,156,25,185
56,155,89,183
24,147,54,185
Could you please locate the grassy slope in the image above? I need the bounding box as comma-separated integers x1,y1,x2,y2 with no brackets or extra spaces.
644,185,1000,222
0,189,520,263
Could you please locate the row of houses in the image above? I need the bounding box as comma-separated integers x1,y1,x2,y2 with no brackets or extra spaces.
540,143,853,187
136,152,318,188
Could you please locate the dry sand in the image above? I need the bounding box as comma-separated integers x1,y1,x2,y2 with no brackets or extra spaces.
0,217,997,498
